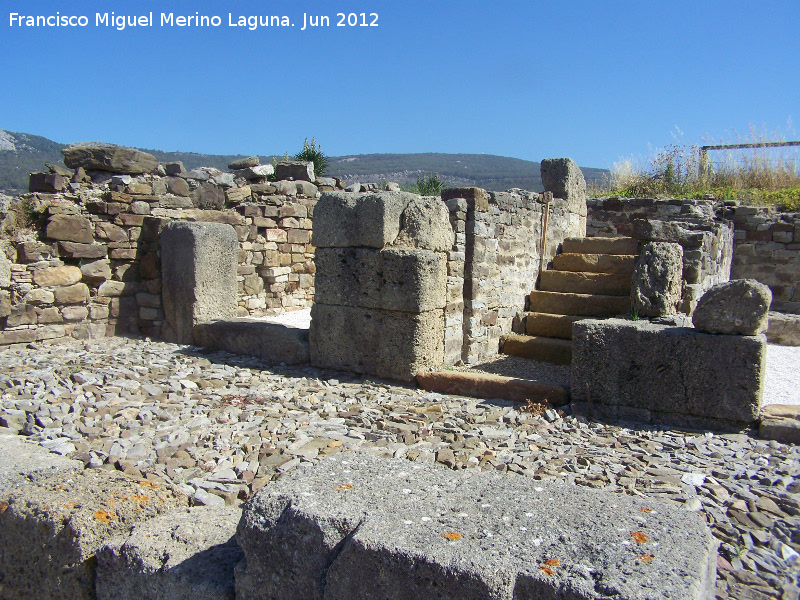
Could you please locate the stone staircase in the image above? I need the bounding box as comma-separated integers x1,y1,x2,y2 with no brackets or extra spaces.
501,236,639,365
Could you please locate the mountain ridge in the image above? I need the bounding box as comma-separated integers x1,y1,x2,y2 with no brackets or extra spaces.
0,130,608,195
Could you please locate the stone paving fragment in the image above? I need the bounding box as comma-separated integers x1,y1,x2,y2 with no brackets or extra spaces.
0,337,798,598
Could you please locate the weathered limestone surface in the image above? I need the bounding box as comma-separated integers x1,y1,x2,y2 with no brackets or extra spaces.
236,453,718,600
540,157,588,218
571,319,766,429
62,143,159,174
0,433,82,492
314,247,447,312
692,279,772,336
274,160,315,183
161,222,239,344
310,303,443,382
416,370,569,405
193,319,310,365
759,404,800,444
0,468,188,600
96,507,243,600
311,191,450,380
631,241,684,317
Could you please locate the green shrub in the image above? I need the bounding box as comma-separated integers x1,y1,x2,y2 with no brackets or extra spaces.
294,138,328,177
413,172,446,196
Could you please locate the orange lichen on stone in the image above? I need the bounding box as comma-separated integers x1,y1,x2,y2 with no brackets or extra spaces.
638,554,655,563
0,502,8,513
539,566,555,576
544,559,561,567
333,484,354,491
130,494,150,504
94,510,116,523
639,508,652,513
441,532,462,541
139,480,158,489
631,531,649,544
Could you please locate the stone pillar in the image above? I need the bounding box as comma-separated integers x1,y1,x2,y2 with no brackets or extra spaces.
309,192,453,381
540,157,588,237
160,221,238,344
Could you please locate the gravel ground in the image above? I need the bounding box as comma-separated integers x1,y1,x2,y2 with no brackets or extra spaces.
261,309,800,407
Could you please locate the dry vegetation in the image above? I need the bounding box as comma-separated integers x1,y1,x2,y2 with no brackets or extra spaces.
590,127,800,210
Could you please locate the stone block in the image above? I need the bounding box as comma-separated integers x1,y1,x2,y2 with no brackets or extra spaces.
160,222,239,344
33,265,82,287
81,259,112,283
57,241,108,259
313,192,413,248
631,242,684,317
571,318,765,428
310,304,444,382
392,196,454,252
759,404,800,444
54,283,90,304
314,248,446,312
98,280,142,297
63,143,159,174
275,160,315,183
236,453,718,600
61,305,89,321
540,158,587,216
441,187,489,212
96,506,242,600
225,185,251,205
194,319,310,365
192,183,225,210
692,279,772,335
0,250,10,288
766,311,800,346
0,433,82,493
0,468,188,600
228,156,259,170
46,214,94,243
29,172,67,193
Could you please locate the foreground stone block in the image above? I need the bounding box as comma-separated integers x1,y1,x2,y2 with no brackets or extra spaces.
0,433,82,492
631,242,684,317
161,222,239,344
275,160,315,183
310,304,443,381
692,279,772,335
96,507,243,600
571,319,765,429
62,143,159,174
193,319,310,364
236,453,718,600
0,469,188,600
314,247,447,312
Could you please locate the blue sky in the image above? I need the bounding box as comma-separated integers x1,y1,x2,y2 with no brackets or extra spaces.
1,0,798,169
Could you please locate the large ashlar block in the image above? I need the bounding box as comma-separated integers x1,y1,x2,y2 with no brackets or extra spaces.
571,318,766,429
236,453,718,600
313,192,453,251
314,247,446,312
309,304,444,382
161,222,239,344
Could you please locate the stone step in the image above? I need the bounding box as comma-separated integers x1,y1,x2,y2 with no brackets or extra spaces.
525,312,584,339
562,236,639,256
529,290,632,318
539,270,631,296
551,252,637,274
500,333,572,365
415,370,569,405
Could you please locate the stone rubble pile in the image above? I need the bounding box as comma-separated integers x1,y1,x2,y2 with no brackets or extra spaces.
0,337,798,599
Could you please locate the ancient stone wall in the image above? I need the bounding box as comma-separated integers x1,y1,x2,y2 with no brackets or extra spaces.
587,197,734,313
444,185,586,364
724,205,800,313
0,156,332,346
588,198,800,314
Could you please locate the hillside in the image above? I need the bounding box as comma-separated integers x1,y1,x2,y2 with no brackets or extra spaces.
0,130,608,195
